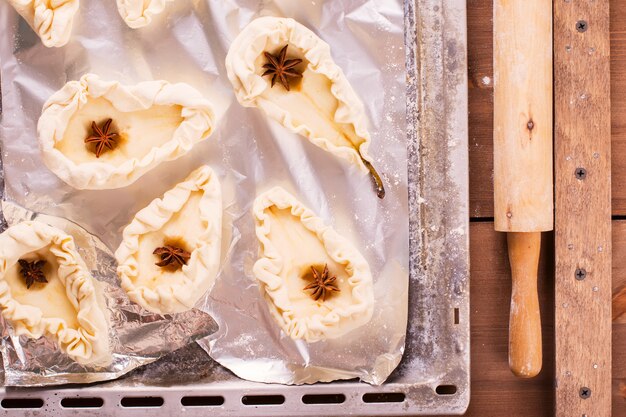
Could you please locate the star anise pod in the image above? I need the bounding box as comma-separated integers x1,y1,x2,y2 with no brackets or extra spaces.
153,245,191,269
84,118,119,158
18,259,48,289
303,264,340,302
262,45,303,91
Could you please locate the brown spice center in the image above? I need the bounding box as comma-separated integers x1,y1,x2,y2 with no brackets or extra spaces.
262,44,304,91
303,264,340,302
84,118,119,158
153,245,191,270
18,259,48,289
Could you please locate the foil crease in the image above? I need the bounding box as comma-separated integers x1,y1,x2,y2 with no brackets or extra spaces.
0,201,216,386
0,0,408,386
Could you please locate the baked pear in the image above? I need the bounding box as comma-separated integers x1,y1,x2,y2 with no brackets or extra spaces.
226,16,385,198
253,187,375,342
117,0,175,28
38,74,215,190
115,165,222,315
0,221,111,366
7,0,79,47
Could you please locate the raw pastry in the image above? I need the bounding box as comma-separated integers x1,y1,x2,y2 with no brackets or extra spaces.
0,221,111,366
226,16,385,198
253,187,374,342
115,165,222,315
38,73,215,190
7,0,79,47
117,0,174,29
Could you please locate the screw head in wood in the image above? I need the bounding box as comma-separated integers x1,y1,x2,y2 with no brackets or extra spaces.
575,167,587,180
579,386,591,399
575,268,587,281
576,20,588,32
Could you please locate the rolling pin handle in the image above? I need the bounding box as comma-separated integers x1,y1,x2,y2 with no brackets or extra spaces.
507,232,543,378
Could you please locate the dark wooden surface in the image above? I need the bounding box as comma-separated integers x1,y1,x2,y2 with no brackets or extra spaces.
611,1,626,215
463,226,556,416
458,0,625,415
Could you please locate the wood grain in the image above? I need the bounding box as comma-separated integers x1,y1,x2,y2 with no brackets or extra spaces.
464,0,624,414
427,222,626,417
467,0,495,219
507,232,543,378
614,285,626,322
611,221,626,415
493,0,553,232
613,322,626,414
554,0,612,416
429,223,626,417
434,223,556,417
470,0,626,218
611,1,626,215
492,0,552,381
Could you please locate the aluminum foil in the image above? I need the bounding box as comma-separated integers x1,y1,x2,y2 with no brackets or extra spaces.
196,0,409,385
0,201,216,386
0,0,408,386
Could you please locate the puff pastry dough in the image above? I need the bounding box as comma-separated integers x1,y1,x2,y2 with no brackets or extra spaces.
253,187,374,342
7,0,79,48
116,0,174,29
115,165,223,315
0,221,111,366
226,16,385,198
38,73,215,190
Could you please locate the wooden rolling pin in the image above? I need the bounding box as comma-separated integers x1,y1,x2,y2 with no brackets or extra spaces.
493,0,553,378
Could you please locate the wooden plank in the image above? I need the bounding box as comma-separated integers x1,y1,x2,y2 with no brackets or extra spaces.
468,0,626,218
464,224,555,415
554,1,612,416
613,220,626,320
613,323,626,415
428,222,625,417
611,2,626,215
610,222,626,415
467,0,494,219
428,222,555,417
463,0,623,411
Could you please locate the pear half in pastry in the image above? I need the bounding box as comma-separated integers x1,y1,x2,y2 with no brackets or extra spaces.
117,0,175,28
8,0,79,48
253,187,375,342
115,165,222,314
38,73,215,190
226,16,385,199
0,221,111,366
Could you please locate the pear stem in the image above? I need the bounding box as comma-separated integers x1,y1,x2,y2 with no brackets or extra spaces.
361,156,385,199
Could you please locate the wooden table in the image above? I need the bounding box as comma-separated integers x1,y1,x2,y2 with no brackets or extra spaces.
440,1,626,415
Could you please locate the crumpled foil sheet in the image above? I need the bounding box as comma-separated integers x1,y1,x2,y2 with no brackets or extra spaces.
0,201,216,386
0,0,408,386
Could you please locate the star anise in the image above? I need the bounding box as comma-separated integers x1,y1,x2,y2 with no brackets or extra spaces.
262,45,303,91
84,118,119,158
303,264,340,302
153,245,191,269
18,259,48,289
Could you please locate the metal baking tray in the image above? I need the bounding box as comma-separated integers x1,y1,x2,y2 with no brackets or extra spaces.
0,0,469,415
